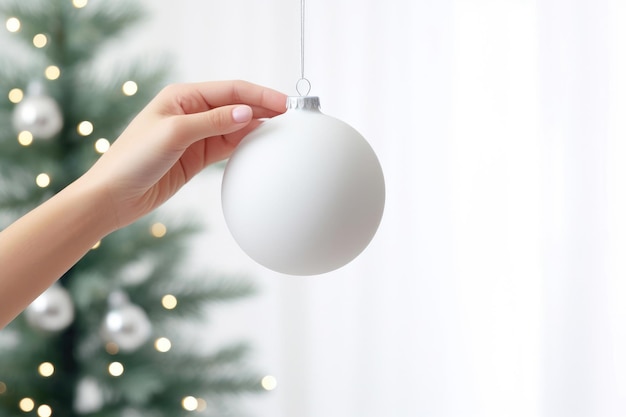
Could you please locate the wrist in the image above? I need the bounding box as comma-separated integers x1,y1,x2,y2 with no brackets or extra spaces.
64,175,120,239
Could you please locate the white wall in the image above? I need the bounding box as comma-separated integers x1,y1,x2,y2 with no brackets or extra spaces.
134,1,626,416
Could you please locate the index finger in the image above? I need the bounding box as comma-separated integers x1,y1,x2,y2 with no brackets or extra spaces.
177,80,288,115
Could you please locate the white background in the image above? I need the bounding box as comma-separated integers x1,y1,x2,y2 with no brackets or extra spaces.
117,0,626,416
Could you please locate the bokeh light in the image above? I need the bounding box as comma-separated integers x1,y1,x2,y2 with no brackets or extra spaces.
36,173,51,188
161,294,177,310
261,375,278,391
37,404,52,417
72,0,89,8
38,362,54,377
8,88,23,103
122,81,138,96
181,396,198,411
45,65,61,80
154,337,172,353
33,34,48,48
94,138,110,153
108,361,124,377
19,398,35,412
6,17,21,33
151,222,167,238
77,121,94,136
18,131,33,146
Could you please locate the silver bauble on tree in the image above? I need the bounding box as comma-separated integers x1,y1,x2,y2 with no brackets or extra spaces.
25,283,75,332
12,81,63,140
101,291,151,352
74,377,104,415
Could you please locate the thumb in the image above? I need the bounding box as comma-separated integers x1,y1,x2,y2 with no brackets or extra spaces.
174,104,253,145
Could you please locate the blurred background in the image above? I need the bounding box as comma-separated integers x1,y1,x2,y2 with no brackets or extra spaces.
3,0,626,416
141,0,626,416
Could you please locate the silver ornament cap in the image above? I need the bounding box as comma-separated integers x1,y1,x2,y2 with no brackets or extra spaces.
286,96,320,111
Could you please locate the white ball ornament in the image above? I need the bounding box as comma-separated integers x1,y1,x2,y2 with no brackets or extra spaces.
25,283,75,332
222,96,385,275
12,81,63,140
102,291,152,352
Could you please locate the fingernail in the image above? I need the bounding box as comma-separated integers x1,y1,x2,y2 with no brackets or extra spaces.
232,106,253,123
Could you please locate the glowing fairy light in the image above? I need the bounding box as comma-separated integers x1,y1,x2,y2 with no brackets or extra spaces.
33,34,48,48
122,81,138,96
45,65,61,80
94,138,110,153
36,173,51,188
38,362,54,377
150,222,167,238
37,404,52,417
19,398,35,412
181,396,198,411
161,294,177,310
18,131,33,146
6,17,21,33
108,361,124,377
77,121,94,136
261,375,278,391
8,88,23,103
105,342,119,355
154,337,172,353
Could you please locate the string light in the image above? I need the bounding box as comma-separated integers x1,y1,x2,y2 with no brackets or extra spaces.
19,398,35,412
18,131,33,146
105,342,119,355
108,361,124,377
261,375,278,391
8,88,23,103
122,81,138,96
77,121,94,136
161,294,177,310
154,337,172,353
181,396,198,411
36,173,51,188
72,0,88,8
38,362,54,377
196,398,207,412
44,65,61,80
33,34,48,48
5,17,20,33
37,404,52,417
150,222,167,238
94,138,110,153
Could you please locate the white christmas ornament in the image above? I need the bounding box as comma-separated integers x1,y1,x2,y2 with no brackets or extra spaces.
25,283,75,332
222,96,385,276
12,81,63,140
102,291,151,352
74,377,104,414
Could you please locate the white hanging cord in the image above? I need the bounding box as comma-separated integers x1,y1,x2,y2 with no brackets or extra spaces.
296,0,311,96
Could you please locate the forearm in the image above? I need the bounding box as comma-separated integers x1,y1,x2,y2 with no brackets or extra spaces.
0,178,115,328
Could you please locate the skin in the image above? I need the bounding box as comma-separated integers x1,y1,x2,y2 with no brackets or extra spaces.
0,80,287,328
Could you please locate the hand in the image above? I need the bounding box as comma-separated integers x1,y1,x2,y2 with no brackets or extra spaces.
81,80,287,230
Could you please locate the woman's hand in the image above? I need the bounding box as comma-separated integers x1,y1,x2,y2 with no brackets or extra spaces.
82,80,287,230
0,80,287,327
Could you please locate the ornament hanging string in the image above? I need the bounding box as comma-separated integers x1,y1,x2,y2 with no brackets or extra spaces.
296,0,311,96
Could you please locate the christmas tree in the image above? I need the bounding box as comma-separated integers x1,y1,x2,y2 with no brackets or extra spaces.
0,1,265,416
